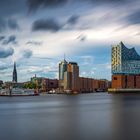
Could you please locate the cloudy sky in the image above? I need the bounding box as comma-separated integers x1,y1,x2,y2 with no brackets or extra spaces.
0,0,140,82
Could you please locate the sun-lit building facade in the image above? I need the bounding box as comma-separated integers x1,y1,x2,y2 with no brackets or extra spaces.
112,42,140,75
64,62,79,91
111,42,140,89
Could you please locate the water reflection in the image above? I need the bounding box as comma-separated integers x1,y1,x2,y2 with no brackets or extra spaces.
0,93,140,140
111,94,140,140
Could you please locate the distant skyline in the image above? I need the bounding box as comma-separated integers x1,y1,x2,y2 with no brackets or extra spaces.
0,0,140,82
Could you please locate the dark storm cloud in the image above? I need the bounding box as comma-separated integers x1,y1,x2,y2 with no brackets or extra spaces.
0,0,26,17
22,49,32,58
0,66,7,70
27,0,67,11
0,47,14,58
8,19,19,30
3,35,17,45
89,0,128,3
0,36,5,41
127,10,140,25
0,19,6,32
27,0,130,11
0,18,19,32
0,65,10,70
77,34,87,42
67,15,79,25
0,0,25,32
32,18,63,32
26,41,43,46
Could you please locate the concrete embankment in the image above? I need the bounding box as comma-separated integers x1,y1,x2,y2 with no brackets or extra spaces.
108,88,140,93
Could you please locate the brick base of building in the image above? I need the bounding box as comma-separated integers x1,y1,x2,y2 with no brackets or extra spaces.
112,74,140,89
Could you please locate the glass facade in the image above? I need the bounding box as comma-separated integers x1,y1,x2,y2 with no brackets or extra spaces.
112,42,140,74
59,59,68,80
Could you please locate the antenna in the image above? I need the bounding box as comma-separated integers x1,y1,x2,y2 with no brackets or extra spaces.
64,53,66,61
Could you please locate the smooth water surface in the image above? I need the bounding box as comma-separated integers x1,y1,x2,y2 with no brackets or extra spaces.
0,93,140,140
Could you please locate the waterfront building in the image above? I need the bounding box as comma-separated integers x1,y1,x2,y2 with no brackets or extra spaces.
79,78,109,93
63,71,72,90
0,80,3,87
112,74,140,89
30,76,59,92
63,62,79,92
58,58,80,92
58,58,110,93
111,42,140,89
79,77,92,93
58,55,111,93
12,62,17,83
59,59,68,80
59,58,68,90
31,75,44,89
42,78,58,92
112,42,140,75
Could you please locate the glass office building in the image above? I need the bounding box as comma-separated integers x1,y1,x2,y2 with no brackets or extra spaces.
59,59,68,80
112,42,140,74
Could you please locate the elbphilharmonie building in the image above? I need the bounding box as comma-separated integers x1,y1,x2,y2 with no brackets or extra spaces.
112,42,140,75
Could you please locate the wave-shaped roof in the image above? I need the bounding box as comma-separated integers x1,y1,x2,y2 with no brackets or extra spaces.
120,42,140,61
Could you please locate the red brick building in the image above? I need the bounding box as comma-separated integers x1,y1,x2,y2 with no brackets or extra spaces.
42,78,58,92
112,74,140,89
79,78,110,93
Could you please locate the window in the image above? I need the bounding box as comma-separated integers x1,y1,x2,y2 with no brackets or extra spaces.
114,77,117,80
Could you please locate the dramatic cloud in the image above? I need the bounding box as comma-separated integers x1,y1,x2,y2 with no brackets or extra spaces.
0,18,19,32
77,34,87,41
26,41,43,46
88,0,128,4
0,0,26,17
0,47,14,58
127,10,140,25
32,18,63,32
32,16,81,32
0,18,6,32
0,0,23,32
8,18,19,30
0,0,140,82
2,35,17,45
27,0,67,11
33,56,53,60
0,66,8,70
22,49,33,58
0,64,11,70
0,36,5,41
67,15,79,25
27,0,130,12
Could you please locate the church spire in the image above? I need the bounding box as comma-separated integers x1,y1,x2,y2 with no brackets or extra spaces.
64,53,66,61
13,61,17,83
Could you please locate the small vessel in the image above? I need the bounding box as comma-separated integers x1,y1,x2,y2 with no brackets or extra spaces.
0,88,39,96
12,88,25,94
0,89,9,95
